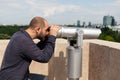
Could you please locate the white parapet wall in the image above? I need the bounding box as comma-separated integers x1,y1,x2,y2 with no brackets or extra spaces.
0,40,9,67
0,39,120,80
85,39,120,80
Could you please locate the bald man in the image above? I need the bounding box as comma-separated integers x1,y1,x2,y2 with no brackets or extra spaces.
0,16,60,80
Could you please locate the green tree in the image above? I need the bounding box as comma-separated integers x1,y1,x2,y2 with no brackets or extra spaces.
98,27,120,42
0,25,27,39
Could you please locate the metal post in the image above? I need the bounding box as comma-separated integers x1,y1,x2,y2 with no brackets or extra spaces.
67,30,83,80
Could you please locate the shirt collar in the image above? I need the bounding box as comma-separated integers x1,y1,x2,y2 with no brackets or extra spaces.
20,28,32,40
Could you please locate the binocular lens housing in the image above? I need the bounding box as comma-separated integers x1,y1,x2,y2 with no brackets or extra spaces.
46,26,101,39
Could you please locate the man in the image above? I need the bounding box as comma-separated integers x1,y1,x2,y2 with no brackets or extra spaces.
0,16,60,80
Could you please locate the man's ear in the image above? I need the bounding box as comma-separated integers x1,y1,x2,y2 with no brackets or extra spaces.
35,26,41,32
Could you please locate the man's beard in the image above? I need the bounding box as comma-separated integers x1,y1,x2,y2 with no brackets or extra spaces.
37,32,45,41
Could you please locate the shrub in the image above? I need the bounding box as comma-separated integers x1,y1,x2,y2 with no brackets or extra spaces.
98,27,120,42
104,35,115,41
0,25,27,39
0,34,11,39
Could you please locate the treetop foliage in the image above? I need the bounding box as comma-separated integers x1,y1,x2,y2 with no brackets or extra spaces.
98,27,120,42
0,25,27,39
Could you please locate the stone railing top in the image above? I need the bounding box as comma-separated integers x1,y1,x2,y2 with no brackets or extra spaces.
1,39,120,49
84,39,120,49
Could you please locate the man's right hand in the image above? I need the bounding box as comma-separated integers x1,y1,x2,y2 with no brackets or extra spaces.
49,25,61,37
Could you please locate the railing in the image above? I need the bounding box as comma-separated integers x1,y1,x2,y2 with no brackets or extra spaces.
1,39,120,80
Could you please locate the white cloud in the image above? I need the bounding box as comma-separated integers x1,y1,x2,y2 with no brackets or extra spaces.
109,0,120,7
42,5,80,17
82,0,120,17
0,0,119,24
24,0,80,17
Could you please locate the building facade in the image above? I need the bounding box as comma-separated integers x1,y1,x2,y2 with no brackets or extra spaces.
103,15,116,26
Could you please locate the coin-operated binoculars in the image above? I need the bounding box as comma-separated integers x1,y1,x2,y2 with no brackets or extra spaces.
57,27,101,80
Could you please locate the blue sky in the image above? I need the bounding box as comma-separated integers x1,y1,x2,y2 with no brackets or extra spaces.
0,0,120,25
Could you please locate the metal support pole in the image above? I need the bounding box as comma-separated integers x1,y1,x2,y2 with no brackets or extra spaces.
67,30,83,80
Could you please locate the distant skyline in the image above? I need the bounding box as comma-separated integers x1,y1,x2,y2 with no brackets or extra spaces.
0,0,120,25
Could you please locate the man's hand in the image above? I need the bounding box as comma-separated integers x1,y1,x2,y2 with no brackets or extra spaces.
49,25,61,37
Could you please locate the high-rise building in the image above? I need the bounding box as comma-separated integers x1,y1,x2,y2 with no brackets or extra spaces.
77,20,80,27
83,22,86,27
88,22,92,26
103,15,116,26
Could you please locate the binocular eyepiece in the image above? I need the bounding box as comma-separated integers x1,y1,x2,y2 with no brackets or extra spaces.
46,26,51,32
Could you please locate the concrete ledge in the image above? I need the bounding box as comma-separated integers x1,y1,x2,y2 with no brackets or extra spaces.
0,40,9,67
84,39,120,80
1,39,120,80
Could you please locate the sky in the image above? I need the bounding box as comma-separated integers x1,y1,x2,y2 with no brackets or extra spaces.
0,0,120,25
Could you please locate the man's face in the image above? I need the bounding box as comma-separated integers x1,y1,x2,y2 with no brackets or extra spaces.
37,21,49,41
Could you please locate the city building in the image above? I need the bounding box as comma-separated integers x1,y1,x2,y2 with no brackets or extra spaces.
103,15,116,26
88,22,92,26
77,20,80,27
83,22,86,27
